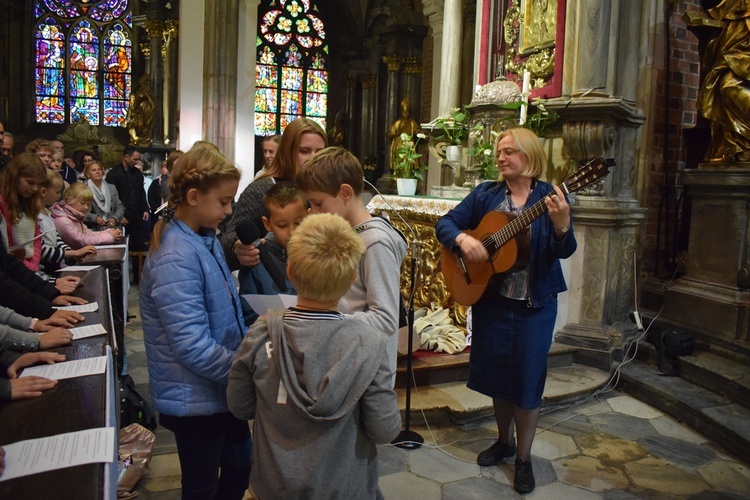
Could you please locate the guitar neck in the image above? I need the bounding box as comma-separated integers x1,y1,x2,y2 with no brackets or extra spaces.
489,197,549,251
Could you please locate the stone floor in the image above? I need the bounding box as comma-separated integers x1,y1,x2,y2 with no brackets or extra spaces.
123,285,750,499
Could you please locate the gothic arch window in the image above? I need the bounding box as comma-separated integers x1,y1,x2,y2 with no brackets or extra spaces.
34,0,132,126
255,0,328,135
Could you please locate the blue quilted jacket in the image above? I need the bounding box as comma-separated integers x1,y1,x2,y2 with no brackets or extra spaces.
139,219,247,417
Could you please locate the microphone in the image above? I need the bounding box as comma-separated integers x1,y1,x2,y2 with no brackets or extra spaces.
235,219,288,293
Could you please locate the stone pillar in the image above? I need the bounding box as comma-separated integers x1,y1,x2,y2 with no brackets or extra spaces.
144,21,165,147
163,20,179,146
235,0,260,196
439,0,462,116
178,0,206,148
346,74,358,156
360,74,377,161
402,56,423,121
383,54,402,177
423,0,445,188
203,0,239,159
544,0,648,363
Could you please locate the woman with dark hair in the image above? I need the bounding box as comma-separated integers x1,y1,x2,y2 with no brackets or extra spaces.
221,118,327,269
436,127,577,494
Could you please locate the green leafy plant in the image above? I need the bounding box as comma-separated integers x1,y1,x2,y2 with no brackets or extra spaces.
393,132,428,179
433,107,469,146
468,124,500,180
496,100,560,136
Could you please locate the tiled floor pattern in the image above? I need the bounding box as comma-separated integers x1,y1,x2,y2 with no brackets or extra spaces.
124,286,750,499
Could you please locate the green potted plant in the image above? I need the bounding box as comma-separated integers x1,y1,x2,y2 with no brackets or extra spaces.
468,124,500,181
393,132,427,195
433,107,469,163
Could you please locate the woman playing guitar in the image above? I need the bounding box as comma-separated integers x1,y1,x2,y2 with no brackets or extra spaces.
435,127,577,494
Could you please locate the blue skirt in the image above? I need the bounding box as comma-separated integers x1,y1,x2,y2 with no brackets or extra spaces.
468,294,557,409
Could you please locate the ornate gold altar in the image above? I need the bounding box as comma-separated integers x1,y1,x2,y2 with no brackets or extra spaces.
366,194,468,326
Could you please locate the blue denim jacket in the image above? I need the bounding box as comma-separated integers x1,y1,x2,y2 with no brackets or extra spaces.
435,180,577,308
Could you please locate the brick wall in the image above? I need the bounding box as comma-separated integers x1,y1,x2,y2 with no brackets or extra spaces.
641,0,704,277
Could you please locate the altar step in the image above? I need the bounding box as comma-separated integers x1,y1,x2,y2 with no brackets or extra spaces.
614,291,750,461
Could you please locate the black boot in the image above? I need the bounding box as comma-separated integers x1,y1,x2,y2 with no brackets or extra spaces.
514,457,535,494
476,439,517,466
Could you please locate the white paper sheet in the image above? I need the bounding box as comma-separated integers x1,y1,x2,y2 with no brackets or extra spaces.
7,229,53,251
0,427,115,481
58,265,100,272
93,244,127,249
53,302,99,313
68,323,107,340
19,355,108,380
241,294,297,315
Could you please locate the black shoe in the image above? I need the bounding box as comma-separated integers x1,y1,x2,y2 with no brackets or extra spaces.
514,458,535,494
476,439,517,466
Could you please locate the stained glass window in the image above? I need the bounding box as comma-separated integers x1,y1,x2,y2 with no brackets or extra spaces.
255,0,328,135
34,0,132,126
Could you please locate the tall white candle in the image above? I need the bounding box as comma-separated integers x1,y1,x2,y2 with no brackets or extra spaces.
519,70,531,125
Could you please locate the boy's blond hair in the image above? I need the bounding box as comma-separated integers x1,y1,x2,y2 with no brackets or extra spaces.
295,147,364,196
63,182,94,203
287,213,365,303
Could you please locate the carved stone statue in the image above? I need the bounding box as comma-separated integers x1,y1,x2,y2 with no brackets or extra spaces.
388,97,422,175
697,0,750,162
127,73,155,146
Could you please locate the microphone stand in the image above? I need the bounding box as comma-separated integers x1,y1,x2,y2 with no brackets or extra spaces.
393,238,424,449
362,178,423,449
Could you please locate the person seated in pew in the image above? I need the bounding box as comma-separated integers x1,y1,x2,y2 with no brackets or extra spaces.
1,242,86,325
51,183,122,248
0,304,71,351
0,348,64,402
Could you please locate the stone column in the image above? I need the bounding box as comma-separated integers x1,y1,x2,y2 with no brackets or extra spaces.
346,74,358,156
423,0,445,188
360,74,378,161
235,0,260,195
178,0,205,148
203,0,239,159
144,21,165,147
439,0,462,116
402,56,423,121
544,0,648,363
383,54,402,177
163,20,179,146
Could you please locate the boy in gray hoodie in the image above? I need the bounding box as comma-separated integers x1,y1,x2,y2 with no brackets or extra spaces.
296,147,408,383
228,213,400,499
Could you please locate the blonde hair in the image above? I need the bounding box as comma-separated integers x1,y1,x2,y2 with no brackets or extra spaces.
150,145,240,252
63,182,94,204
296,147,364,196
0,152,46,222
41,168,63,188
259,118,327,181
24,138,53,155
495,127,546,180
287,213,365,302
83,160,104,178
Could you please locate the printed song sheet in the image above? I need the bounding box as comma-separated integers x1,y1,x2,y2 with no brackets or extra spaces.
0,427,115,481
19,355,108,380
53,302,99,313
68,323,107,340
58,265,100,272
242,294,298,316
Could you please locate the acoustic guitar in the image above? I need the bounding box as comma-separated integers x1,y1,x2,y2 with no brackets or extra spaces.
440,157,613,306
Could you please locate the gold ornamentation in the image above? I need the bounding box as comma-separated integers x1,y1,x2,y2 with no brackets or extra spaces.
367,195,468,325
361,74,377,89
126,73,155,146
383,54,402,72
59,116,108,145
403,56,422,74
504,0,557,88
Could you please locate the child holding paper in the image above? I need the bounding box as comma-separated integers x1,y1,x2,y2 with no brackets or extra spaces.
239,182,305,325
0,304,72,351
51,183,121,248
0,349,64,402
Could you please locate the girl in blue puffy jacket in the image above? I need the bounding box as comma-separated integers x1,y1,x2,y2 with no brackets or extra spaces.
139,145,251,500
